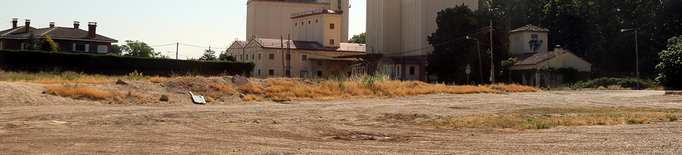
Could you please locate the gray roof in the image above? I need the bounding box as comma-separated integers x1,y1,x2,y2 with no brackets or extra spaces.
250,38,365,52
510,24,549,33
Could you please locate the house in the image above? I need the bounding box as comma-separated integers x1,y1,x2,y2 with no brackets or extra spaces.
228,9,365,79
0,18,117,53
508,24,591,87
246,0,349,42
364,0,478,81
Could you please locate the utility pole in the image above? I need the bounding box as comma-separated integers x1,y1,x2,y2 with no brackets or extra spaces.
490,19,495,84
287,34,291,77
176,42,179,59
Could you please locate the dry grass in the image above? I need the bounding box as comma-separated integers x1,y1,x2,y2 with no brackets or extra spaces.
488,83,539,92
46,84,112,100
47,84,157,104
239,84,264,94
148,76,170,83
242,94,262,101
430,107,681,130
240,78,500,101
210,83,236,94
0,70,178,84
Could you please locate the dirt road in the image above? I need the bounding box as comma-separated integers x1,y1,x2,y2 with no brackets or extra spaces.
1,81,681,154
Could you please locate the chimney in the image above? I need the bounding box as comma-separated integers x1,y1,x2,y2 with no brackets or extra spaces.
88,22,97,38
12,18,18,28
49,21,55,28
24,19,30,33
73,21,80,29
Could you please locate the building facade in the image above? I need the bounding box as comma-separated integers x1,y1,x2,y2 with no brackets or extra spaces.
229,8,365,79
365,0,478,81
508,25,591,87
0,18,117,53
246,0,349,43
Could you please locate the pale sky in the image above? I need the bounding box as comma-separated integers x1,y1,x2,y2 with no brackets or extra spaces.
0,0,367,59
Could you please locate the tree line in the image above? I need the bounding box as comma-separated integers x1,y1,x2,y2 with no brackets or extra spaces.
427,0,682,85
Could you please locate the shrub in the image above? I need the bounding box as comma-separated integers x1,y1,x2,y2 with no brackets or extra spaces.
655,35,682,89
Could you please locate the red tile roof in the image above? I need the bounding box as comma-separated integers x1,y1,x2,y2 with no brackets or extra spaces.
0,26,117,43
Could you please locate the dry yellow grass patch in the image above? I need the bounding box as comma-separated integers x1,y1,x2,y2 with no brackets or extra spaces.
47,84,157,104
239,79,500,101
210,83,236,94
430,107,681,130
488,83,539,92
46,84,112,100
242,94,262,101
148,76,170,83
239,84,264,94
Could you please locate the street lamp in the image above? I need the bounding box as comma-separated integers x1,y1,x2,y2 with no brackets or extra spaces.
466,36,484,84
621,28,639,90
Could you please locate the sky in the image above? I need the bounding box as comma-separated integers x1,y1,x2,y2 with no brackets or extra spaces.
0,0,367,59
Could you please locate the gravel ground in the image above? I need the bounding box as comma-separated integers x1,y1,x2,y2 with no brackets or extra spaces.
0,81,681,154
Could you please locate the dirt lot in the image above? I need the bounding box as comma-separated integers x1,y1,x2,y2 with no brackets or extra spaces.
1,78,681,154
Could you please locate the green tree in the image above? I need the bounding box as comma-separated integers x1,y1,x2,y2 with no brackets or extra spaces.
349,32,366,44
426,4,479,84
40,35,57,52
111,44,122,55
218,51,236,61
24,32,39,50
655,35,682,89
120,40,160,57
199,49,217,61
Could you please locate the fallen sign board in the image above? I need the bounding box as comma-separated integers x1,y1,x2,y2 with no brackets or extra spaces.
189,91,206,104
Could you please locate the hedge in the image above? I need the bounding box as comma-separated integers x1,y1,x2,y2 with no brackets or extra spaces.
0,50,254,76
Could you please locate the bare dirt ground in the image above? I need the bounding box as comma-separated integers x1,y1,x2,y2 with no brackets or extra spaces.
1,78,681,154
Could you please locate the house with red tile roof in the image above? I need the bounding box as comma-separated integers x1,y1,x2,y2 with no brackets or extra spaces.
508,24,591,87
0,18,117,54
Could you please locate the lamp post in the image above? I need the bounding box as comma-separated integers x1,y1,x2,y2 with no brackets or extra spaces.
621,28,639,90
466,36,484,84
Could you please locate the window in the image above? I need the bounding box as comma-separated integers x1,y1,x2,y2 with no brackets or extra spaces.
0,41,3,49
258,54,261,59
330,23,335,29
97,45,107,53
285,70,290,77
302,22,304,25
329,39,334,45
286,54,291,60
269,69,274,76
308,21,311,24
317,60,323,66
409,66,415,75
315,19,318,23
74,44,87,52
269,54,275,59
258,69,261,76
302,55,307,61
295,23,297,26
396,66,401,76
252,54,254,60
245,54,248,60
514,37,520,41
531,34,538,39
317,71,323,77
